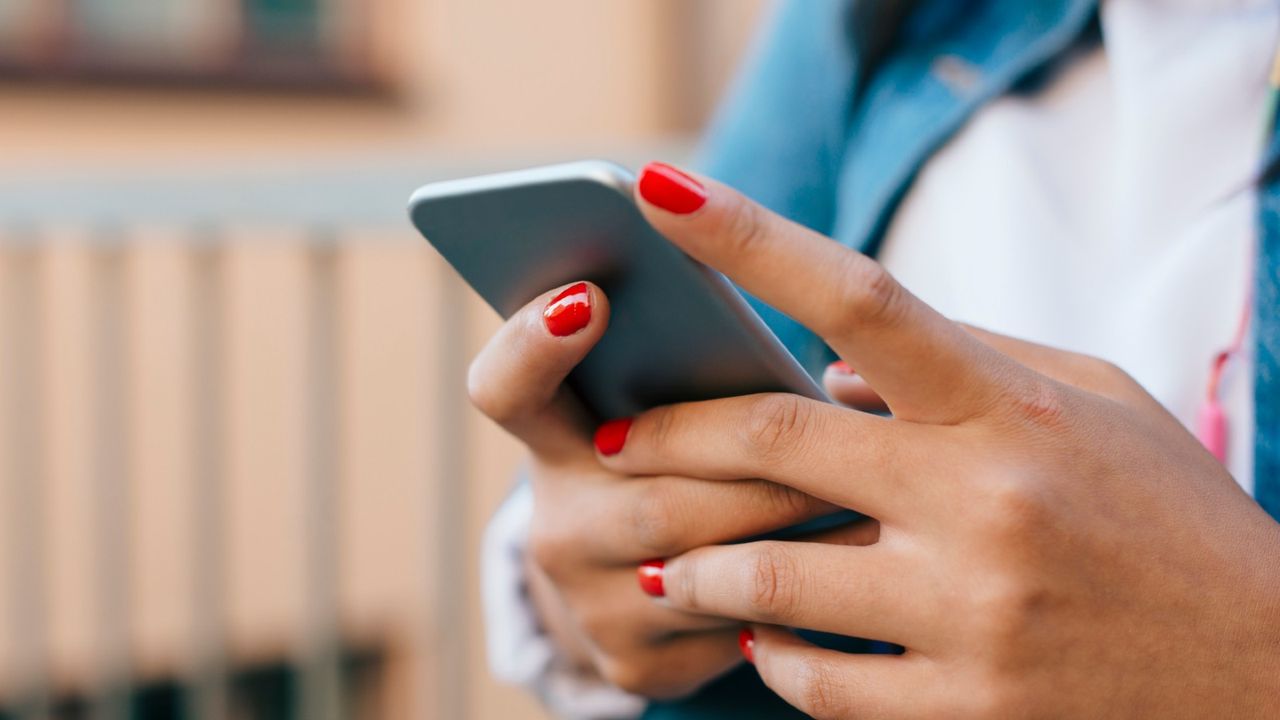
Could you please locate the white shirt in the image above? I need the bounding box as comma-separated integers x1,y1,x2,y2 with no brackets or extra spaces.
483,2,1280,716
880,0,1277,492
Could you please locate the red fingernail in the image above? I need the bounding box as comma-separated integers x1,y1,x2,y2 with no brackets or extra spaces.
543,282,591,337
638,162,707,214
637,559,665,597
738,628,755,664
828,360,855,375
594,417,632,456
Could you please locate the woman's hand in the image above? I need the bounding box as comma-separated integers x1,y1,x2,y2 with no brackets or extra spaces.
468,280,853,698
602,163,1280,718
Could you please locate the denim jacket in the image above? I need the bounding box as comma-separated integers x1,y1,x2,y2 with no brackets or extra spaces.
643,0,1280,716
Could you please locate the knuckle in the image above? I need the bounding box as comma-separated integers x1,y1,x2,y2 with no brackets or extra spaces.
746,542,803,622
1005,379,1069,431
672,556,703,611
983,575,1049,628
1090,358,1140,392
742,394,813,467
722,195,770,257
598,658,659,696
758,479,820,521
977,473,1050,540
970,573,1051,664
835,255,907,332
527,519,579,579
578,609,633,654
793,655,848,720
629,481,686,557
644,405,679,455
465,357,515,423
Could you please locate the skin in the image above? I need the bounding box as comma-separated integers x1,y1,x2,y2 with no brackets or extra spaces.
469,281,844,697
469,166,1280,715
605,167,1280,718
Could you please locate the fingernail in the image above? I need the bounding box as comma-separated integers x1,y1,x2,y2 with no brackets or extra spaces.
594,417,633,456
738,627,755,664
544,282,591,337
638,162,707,214
828,360,856,375
637,559,665,597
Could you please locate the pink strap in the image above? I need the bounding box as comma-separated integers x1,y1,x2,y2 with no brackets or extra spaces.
1196,399,1228,463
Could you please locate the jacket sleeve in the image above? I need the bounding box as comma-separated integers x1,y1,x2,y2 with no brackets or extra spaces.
697,0,859,375
698,0,859,237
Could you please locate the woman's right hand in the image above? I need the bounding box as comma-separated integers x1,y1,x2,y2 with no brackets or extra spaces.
468,281,849,699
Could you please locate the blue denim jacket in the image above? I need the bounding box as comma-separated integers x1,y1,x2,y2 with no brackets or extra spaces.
643,0,1280,716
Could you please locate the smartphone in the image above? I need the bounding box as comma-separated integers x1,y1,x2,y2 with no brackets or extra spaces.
409,160,828,420
409,161,858,538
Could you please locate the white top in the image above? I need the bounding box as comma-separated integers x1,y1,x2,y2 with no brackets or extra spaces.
880,0,1277,492
482,2,1280,716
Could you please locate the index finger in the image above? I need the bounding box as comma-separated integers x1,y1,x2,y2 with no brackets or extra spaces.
635,162,1022,424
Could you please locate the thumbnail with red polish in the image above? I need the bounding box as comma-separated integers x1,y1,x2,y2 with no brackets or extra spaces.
637,559,665,597
594,417,632,456
738,628,755,664
543,282,591,337
637,162,708,214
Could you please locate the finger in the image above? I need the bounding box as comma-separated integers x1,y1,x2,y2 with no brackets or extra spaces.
551,567,743,699
556,566,740,639
571,475,839,563
525,557,740,677
822,360,888,412
636,162,1021,424
749,625,933,720
593,628,743,700
468,281,610,460
658,541,925,645
595,393,937,518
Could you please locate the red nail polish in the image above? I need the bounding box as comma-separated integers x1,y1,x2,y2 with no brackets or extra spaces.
738,628,755,664
594,417,632,456
829,360,855,375
544,282,591,337
637,559,665,597
638,162,707,214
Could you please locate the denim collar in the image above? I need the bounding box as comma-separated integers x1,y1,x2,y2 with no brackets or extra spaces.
835,0,1100,255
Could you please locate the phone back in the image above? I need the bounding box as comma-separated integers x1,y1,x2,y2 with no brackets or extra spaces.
408,160,825,420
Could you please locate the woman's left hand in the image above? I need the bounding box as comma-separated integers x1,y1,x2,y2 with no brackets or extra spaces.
605,163,1280,719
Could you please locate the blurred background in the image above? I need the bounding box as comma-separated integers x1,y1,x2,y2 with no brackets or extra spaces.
0,1,767,718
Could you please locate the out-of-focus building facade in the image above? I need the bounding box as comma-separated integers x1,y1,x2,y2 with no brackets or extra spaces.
0,1,766,718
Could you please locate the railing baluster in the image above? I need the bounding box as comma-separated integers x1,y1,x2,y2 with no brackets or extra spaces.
432,260,469,720
188,231,229,720
299,229,344,720
90,234,132,720
2,237,53,720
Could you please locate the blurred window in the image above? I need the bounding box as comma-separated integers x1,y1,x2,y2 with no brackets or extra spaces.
0,0,373,90
245,0,321,47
